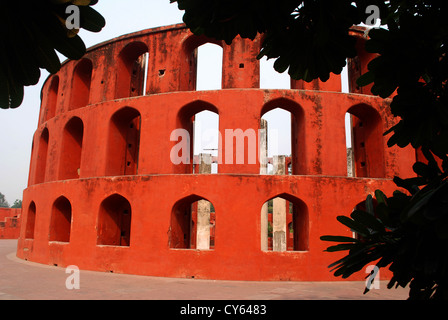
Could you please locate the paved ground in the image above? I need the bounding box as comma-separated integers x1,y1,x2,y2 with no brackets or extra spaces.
0,240,409,301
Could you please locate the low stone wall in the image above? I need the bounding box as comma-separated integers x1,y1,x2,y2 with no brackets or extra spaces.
0,208,21,239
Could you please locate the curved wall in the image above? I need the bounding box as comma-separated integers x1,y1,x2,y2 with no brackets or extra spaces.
17,24,416,281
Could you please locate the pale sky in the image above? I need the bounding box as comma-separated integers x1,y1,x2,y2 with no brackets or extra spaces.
0,1,184,204
0,1,349,204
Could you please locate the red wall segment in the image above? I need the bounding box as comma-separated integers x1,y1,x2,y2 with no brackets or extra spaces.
17,24,416,281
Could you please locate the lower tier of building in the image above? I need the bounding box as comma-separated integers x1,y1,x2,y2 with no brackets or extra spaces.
17,174,398,281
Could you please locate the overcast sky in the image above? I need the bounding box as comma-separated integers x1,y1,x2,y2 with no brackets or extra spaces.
0,0,349,204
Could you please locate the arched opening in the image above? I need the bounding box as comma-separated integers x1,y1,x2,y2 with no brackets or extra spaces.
59,117,84,180
259,57,291,89
260,98,305,175
115,42,149,99
345,104,385,178
170,195,215,250
196,43,223,91
49,196,72,243
34,128,49,184
181,36,223,91
261,109,292,175
341,60,350,93
46,76,59,121
193,111,220,173
70,59,92,111
175,101,220,174
106,107,141,176
261,194,309,252
97,194,132,247
25,201,36,239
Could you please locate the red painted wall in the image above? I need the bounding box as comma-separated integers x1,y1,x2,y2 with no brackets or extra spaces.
0,208,21,239
17,24,416,281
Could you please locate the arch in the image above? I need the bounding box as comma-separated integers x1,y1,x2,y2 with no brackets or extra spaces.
106,107,141,176
46,76,59,121
181,35,224,91
259,56,291,89
34,128,49,184
261,110,291,175
49,196,72,243
169,194,215,250
59,117,84,180
97,194,132,246
70,58,92,111
196,43,223,91
193,111,220,173
115,42,149,99
178,100,219,122
260,98,306,175
176,101,220,173
261,193,309,252
25,201,36,239
346,103,385,178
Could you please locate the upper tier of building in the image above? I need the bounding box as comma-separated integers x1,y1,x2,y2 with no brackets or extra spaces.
37,24,375,125
27,24,415,187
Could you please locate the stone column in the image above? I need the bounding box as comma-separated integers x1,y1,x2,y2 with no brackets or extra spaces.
273,155,287,252
346,114,355,177
259,120,268,251
347,148,355,177
196,153,211,250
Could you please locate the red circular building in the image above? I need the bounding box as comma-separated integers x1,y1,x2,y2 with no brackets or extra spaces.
16,24,415,281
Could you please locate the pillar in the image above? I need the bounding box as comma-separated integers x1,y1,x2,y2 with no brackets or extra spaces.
273,155,287,252
260,120,268,251
196,153,211,250
346,114,355,177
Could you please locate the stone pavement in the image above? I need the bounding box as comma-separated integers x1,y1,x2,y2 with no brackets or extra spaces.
0,240,409,301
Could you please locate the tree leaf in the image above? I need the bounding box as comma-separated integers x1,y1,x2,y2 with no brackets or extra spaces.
325,243,359,252
79,6,106,33
356,71,374,87
336,215,370,236
320,235,360,243
351,209,385,233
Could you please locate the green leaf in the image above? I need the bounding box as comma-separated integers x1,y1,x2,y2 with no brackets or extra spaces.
320,235,360,243
356,71,374,87
412,162,431,177
368,27,390,42
325,243,358,252
393,176,420,195
53,34,87,61
375,190,387,205
366,195,375,215
79,6,106,33
401,188,437,222
336,215,370,237
273,56,290,74
351,209,385,233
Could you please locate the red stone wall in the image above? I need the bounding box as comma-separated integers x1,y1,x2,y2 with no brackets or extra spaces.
17,24,416,281
0,208,21,239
